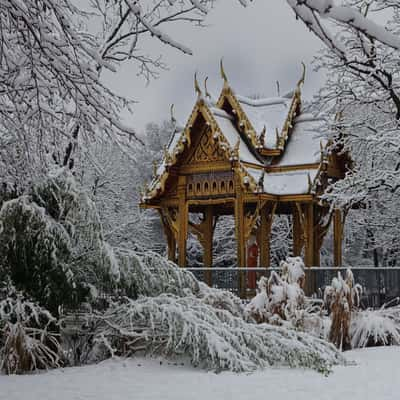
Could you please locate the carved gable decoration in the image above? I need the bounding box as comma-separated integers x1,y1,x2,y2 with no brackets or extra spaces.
187,126,227,164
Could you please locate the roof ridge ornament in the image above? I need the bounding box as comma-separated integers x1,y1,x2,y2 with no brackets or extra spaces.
231,138,240,161
204,76,211,99
170,104,176,125
297,62,306,89
259,125,266,148
194,72,202,97
220,58,229,88
307,172,313,193
152,160,158,177
276,128,284,149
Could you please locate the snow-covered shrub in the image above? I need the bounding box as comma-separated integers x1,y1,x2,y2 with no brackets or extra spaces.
324,269,362,350
114,249,199,298
1,322,61,375
197,282,244,318
351,304,400,348
245,257,321,329
91,294,345,374
114,249,244,316
0,285,61,374
55,250,244,367
32,170,124,297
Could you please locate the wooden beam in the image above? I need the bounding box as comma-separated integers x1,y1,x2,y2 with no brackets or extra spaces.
334,208,343,267
188,198,235,206
179,162,231,174
177,176,188,267
266,163,320,173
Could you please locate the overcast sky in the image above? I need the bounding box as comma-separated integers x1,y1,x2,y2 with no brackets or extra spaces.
105,1,325,135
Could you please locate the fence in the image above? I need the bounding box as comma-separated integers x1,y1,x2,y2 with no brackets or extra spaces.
186,266,400,308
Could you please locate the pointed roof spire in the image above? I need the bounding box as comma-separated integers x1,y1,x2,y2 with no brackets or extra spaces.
220,58,229,88
194,72,202,97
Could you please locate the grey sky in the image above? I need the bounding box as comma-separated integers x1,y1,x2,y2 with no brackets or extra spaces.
105,1,325,134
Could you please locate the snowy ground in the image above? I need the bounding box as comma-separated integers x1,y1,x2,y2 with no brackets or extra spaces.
1,347,399,400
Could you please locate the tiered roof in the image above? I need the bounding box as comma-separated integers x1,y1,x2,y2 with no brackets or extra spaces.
143,63,332,202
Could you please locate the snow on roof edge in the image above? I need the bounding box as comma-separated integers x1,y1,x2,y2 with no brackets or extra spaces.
236,94,288,108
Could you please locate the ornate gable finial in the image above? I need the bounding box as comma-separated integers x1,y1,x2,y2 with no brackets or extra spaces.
230,138,240,161
220,58,229,88
163,145,172,166
307,172,313,192
258,170,265,192
170,104,176,125
194,72,202,97
276,128,284,149
297,62,306,89
204,76,211,99
152,160,160,178
259,125,266,148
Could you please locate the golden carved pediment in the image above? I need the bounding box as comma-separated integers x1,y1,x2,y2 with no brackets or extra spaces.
188,127,226,163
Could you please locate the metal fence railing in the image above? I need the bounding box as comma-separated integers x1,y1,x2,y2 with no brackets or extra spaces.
186,267,400,308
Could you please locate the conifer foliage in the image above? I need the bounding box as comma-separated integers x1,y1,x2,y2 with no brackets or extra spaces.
0,170,129,315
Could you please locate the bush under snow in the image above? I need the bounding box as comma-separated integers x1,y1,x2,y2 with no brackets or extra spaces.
245,257,324,336
324,269,362,350
351,303,400,348
91,294,345,374
0,285,61,374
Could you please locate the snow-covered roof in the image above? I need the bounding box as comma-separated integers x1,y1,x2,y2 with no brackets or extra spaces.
236,95,291,149
274,116,325,167
248,168,319,196
211,109,262,166
144,72,332,202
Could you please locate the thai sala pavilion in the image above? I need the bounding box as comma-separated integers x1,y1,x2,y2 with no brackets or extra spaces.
141,62,347,293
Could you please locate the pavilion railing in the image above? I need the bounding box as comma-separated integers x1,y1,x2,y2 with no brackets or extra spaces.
186,266,400,308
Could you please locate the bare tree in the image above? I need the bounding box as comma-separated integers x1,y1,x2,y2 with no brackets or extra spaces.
0,0,249,188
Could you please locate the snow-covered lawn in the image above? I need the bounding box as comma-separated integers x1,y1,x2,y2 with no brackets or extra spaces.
1,347,399,400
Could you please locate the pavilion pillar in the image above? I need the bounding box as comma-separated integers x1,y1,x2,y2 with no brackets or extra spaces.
158,209,177,263
333,208,343,267
313,224,321,267
304,202,315,268
166,228,177,263
304,202,319,295
292,203,303,257
177,176,188,267
259,206,269,268
259,202,275,268
234,175,246,298
203,206,214,286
